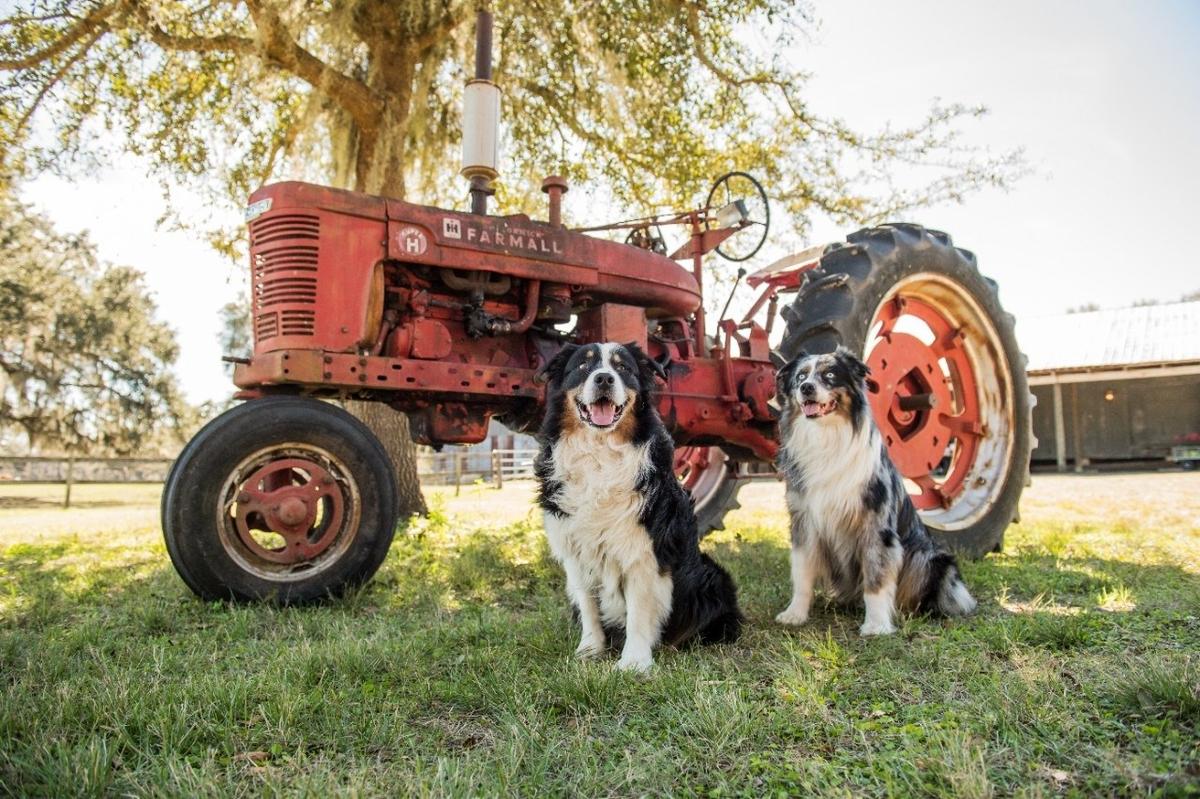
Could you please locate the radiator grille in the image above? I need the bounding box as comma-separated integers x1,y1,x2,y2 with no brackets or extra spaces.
250,214,320,246
255,311,279,340
250,213,319,343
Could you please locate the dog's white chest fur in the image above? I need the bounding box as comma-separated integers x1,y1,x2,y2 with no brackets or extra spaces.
783,417,879,534
545,433,651,564
543,432,660,627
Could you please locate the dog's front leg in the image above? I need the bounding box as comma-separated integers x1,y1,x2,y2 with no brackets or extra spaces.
616,562,672,673
860,532,902,636
563,557,605,658
776,514,815,626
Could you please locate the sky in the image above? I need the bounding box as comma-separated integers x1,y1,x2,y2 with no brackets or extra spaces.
18,0,1200,405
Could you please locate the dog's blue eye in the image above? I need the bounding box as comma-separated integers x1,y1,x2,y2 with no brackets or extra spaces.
825,371,835,380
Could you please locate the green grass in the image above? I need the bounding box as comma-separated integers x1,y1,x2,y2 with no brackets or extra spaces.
2,475,1199,797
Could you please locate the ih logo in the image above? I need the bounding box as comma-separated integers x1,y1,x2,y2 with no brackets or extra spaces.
396,226,428,256
442,217,462,240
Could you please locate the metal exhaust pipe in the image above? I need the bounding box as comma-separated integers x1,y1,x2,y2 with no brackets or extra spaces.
462,10,500,215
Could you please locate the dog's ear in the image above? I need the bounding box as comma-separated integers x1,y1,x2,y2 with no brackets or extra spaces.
534,344,579,387
835,345,870,384
775,351,806,404
623,341,667,384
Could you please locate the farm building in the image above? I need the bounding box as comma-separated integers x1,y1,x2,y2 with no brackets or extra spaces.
1023,301,1200,470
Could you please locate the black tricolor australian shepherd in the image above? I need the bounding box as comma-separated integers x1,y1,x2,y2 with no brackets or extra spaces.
774,347,976,635
534,342,742,672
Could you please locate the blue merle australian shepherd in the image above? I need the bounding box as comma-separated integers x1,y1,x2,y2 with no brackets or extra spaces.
534,342,742,672
774,347,976,635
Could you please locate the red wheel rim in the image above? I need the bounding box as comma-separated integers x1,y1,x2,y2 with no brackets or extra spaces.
866,295,984,511
673,445,731,514
218,445,360,580
674,446,712,493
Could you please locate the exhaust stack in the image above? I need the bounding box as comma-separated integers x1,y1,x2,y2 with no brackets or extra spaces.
462,10,500,215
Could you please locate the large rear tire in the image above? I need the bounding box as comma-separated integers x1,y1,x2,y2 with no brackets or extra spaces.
779,223,1033,557
162,397,399,603
674,446,743,536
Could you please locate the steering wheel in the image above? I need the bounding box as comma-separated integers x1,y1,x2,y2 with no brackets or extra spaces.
704,171,769,262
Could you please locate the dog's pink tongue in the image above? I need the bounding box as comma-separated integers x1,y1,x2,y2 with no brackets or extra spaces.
589,402,616,426
802,401,821,417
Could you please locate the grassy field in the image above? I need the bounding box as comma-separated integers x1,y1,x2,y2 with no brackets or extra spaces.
1,473,1198,797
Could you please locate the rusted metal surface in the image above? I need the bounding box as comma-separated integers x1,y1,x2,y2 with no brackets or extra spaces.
745,245,825,291
247,198,385,355
247,181,701,319
866,295,984,510
673,446,712,493
234,350,541,400
667,225,741,261
541,176,568,227
231,457,344,565
575,304,648,350
236,180,790,463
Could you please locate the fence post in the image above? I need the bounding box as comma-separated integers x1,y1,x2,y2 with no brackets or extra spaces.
492,450,503,489
454,450,463,497
63,454,75,509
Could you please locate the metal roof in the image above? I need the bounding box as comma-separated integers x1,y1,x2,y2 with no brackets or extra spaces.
1021,301,1200,373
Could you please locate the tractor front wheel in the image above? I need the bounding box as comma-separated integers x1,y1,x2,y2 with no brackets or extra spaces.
162,397,399,603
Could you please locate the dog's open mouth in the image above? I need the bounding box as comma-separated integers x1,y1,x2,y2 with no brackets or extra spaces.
801,399,837,419
577,398,626,428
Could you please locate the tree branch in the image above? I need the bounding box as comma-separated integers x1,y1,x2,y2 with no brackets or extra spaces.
412,9,460,53
122,0,255,54
241,0,381,132
15,28,102,134
0,1,119,70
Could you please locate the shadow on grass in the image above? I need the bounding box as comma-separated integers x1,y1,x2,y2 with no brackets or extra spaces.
0,538,175,636
3,518,1198,796
701,535,1200,663
5,519,1197,636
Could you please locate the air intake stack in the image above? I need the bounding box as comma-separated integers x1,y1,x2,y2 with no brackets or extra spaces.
461,10,500,215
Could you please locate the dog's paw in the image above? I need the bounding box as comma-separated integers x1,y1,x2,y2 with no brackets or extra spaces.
859,619,897,636
615,653,653,674
775,607,809,626
574,636,606,660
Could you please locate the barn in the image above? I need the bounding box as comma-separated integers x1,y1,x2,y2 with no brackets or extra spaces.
1023,301,1200,471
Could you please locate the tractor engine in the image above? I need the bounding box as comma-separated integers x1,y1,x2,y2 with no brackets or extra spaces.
236,179,710,447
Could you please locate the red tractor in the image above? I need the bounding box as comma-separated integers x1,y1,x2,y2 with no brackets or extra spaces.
162,16,1032,603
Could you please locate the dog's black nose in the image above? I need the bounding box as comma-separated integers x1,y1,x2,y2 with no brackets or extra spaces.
595,372,615,388
800,381,816,397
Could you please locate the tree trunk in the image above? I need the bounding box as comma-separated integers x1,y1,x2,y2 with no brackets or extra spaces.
336,58,427,517
345,399,426,519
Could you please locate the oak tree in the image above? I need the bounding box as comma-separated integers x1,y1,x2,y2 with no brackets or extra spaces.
0,193,187,454
1,0,1020,512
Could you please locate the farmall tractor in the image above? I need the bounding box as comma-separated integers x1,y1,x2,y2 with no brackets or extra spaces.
162,13,1033,603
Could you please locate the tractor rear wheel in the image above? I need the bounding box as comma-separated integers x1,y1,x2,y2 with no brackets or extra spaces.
162,396,399,603
675,446,743,536
778,223,1033,557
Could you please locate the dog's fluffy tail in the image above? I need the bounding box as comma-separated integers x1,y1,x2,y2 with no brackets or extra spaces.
664,553,743,647
934,559,977,617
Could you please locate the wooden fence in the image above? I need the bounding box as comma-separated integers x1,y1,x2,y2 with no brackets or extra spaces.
0,449,540,505
418,449,538,492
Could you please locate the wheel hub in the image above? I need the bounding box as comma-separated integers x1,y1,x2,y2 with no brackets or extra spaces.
867,295,984,511
674,446,712,491
230,456,346,566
